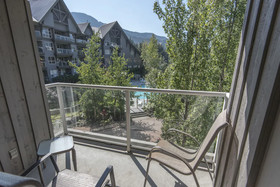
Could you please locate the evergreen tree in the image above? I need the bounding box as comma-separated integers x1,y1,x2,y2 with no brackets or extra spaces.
141,34,168,88
71,35,133,122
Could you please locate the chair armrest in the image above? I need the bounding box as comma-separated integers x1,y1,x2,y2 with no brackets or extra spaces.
21,153,52,177
95,165,116,187
21,153,59,186
148,146,195,175
167,128,200,146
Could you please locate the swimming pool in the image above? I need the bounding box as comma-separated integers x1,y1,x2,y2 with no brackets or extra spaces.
131,81,148,99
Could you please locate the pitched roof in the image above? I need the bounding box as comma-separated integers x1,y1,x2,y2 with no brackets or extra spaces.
28,0,58,22
93,21,117,38
78,23,90,34
29,0,82,34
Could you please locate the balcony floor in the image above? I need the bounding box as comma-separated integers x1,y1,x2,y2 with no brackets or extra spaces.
57,143,212,187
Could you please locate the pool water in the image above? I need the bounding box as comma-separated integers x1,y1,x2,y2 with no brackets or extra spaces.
131,81,147,99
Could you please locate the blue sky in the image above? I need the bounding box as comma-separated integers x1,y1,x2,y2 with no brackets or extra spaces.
64,0,166,37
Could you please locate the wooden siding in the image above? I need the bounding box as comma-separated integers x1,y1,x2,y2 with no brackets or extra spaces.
215,0,280,186
0,0,53,174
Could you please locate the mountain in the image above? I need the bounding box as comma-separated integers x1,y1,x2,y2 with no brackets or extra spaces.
71,12,167,46
72,12,104,28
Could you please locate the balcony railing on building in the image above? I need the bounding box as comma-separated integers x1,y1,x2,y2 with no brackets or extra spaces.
55,34,75,43
56,48,73,56
57,61,69,68
34,30,41,39
45,83,229,171
76,38,88,45
38,46,44,56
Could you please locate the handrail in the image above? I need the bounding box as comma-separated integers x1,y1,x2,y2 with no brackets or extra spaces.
45,82,228,97
45,82,229,156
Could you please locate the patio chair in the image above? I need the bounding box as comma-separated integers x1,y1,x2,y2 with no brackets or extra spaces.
144,110,229,187
0,152,116,187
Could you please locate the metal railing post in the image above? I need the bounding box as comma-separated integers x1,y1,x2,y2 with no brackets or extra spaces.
125,91,131,152
213,93,229,179
70,86,77,126
57,86,68,134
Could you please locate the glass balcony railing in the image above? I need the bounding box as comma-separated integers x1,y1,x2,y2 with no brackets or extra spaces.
45,83,229,158
56,48,73,56
38,47,44,55
35,30,41,38
76,39,88,44
55,34,75,43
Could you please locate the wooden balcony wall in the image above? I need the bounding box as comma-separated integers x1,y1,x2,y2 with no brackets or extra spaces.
0,0,53,174
215,0,280,186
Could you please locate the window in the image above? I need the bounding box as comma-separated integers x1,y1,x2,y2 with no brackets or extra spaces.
48,56,55,64
105,49,110,55
50,69,58,77
45,42,53,51
42,28,52,38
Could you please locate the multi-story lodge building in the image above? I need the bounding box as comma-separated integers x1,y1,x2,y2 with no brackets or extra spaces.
29,0,92,83
29,0,142,83
92,21,142,70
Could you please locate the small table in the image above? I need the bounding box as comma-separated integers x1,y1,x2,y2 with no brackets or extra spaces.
37,136,77,171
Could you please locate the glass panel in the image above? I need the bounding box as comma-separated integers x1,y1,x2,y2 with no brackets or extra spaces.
61,87,127,139
45,87,63,136
130,92,224,153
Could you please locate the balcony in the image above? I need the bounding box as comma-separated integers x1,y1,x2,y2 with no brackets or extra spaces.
57,61,69,68
56,48,73,57
34,30,41,39
76,38,88,45
38,46,44,56
45,83,228,186
55,34,75,43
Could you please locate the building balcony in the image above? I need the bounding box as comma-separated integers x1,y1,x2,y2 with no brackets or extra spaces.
55,34,75,43
57,61,69,68
38,46,44,56
45,83,229,186
56,48,73,57
76,38,88,45
55,143,212,187
34,30,41,39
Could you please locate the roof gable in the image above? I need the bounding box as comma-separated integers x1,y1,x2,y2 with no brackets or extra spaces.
29,0,82,34
98,21,117,38
29,0,58,22
78,23,92,34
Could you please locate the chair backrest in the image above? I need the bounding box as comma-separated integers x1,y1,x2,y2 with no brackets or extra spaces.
191,110,229,170
0,171,42,187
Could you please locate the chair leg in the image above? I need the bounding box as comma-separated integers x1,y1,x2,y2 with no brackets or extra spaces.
72,148,77,171
144,158,151,187
203,157,213,181
192,171,200,187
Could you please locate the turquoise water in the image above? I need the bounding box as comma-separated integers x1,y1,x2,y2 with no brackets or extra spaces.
135,91,146,99
131,81,147,99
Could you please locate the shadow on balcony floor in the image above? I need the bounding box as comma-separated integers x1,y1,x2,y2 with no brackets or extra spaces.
57,144,212,187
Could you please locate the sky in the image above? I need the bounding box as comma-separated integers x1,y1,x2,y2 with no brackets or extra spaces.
64,0,166,37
